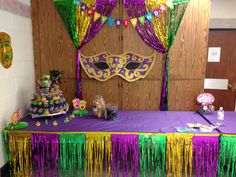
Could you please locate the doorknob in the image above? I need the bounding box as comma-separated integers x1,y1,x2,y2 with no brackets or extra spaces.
228,83,233,88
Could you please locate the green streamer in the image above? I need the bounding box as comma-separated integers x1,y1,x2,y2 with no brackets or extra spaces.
54,0,78,48
173,0,190,5
59,134,86,177
218,135,236,177
139,134,167,177
3,131,10,161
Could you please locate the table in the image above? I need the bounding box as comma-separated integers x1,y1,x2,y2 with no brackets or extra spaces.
3,111,232,177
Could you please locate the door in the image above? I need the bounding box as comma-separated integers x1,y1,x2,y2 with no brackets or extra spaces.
205,30,236,111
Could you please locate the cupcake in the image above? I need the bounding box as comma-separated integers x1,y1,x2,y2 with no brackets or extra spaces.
59,98,64,104
41,96,47,102
49,106,54,113
44,109,49,115
32,107,38,114
54,106,59,113
43,102,49,108
49,100,54,106
38,108,43,115
37,101,43,107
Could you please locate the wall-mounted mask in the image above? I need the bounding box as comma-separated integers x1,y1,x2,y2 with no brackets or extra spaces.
81,52,156,82
0,32,13,68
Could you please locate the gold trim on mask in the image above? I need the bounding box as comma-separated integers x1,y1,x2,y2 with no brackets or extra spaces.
81,52,157,82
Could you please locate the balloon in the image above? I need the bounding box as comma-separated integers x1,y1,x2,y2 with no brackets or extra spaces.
101,16,108,24
123,19,128,28
145,12,152,23
130,18,137,28
138,16,145,25
93,12,101,22
108,17,115,26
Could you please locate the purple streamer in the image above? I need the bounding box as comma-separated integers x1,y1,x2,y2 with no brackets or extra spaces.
192,136,219,177
124,0,166,53
111,134,139,177
160,56,167,111
80,0,117,47
32,134,59,177
76,49,82,98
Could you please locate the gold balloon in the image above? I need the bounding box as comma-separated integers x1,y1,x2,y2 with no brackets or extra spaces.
76,0,96,47
146,0,168,49
0,32,13,68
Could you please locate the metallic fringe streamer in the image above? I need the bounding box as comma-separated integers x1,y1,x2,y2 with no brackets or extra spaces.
218,135,236,177
139,134,166,177
32,134,59,177
86,133,111,177
8,132,32,177
111,134,139,177
166,134,193,177
59,134,86,177
192,136,219,177
3,131,10,161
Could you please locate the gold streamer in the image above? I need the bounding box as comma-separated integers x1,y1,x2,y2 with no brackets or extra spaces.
8,132,32,177
76,0,96,46
86,133,111,177
166,133,193,177
146,0,168,49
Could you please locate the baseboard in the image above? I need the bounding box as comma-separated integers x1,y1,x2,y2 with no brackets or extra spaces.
1,162,10,177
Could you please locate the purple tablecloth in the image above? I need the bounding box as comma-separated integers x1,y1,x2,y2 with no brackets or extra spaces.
15,111,218,134
201,111,236,134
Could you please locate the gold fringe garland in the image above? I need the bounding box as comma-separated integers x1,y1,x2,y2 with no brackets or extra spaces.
166,133,193,177
8,132,32,177
86,133,111,177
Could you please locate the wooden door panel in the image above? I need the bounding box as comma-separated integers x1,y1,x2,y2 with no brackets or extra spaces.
82,79,120,109
169,0,210,79
60,78,76,106
169,80,204,111
205,30,236,111
204,89,235,111
121,80,161,110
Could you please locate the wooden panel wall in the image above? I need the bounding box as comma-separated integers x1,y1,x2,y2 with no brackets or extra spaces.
32,0,210,111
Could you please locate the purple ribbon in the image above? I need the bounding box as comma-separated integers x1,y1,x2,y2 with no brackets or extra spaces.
193,136,219,177
111,134,139,177
32,134,59,177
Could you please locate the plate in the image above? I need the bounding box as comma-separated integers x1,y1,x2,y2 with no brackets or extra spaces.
187,123,202,128
31,111,67,118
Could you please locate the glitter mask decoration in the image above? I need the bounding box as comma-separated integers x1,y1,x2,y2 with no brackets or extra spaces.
81,52,156,82
0,32,13,68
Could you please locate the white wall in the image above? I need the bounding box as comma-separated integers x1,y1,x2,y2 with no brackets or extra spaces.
211,0,236,19
0,9,35,167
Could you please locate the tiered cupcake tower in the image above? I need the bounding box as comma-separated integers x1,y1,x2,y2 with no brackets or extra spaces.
29,71,69,118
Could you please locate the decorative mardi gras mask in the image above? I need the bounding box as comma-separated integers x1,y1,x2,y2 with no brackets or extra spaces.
0,32,13,68
81,52,156,82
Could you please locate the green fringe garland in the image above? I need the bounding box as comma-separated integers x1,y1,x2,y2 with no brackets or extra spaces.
59,134,86,177
218,135,236,177
3,131,10,161
139,134,166,177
